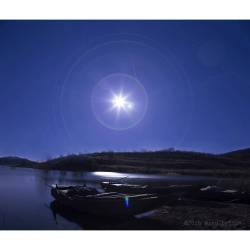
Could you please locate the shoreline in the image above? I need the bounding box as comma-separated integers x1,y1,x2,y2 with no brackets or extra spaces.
0,148,250,179
4,163,250,179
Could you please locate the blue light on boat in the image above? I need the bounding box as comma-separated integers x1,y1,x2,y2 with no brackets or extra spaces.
124,196,129,208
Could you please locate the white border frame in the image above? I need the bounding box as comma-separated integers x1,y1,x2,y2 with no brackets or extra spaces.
0,0,250,19
0,0,250,249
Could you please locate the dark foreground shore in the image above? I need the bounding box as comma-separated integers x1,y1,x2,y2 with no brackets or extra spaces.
50,177,250,230
112,202,250,230
142,201,250,230
51,199,250,230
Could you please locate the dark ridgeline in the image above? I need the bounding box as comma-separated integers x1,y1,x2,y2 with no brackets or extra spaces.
1,148,250,177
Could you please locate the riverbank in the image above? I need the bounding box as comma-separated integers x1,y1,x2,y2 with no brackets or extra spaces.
51,199,250,230
110,201,250,230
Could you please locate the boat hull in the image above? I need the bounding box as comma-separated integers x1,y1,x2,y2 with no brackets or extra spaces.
51,186,163,218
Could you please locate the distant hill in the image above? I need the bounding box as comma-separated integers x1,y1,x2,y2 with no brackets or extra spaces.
220,148,250,162
1,148,250,177
0,156,36,167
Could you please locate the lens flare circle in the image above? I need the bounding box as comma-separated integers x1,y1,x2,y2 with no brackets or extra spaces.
91,73,148,130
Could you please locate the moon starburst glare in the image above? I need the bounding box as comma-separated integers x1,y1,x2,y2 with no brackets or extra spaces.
109,92,134,115
91,73,148,130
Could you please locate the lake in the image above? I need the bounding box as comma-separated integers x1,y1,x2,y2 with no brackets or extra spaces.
0,165,219,230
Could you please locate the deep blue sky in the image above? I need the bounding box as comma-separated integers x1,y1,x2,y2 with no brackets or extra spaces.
0,20,250,160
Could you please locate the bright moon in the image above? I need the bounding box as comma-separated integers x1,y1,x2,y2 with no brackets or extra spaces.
110,93,134,113
91,73,148,130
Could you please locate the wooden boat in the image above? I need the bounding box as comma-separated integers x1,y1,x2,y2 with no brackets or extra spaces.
51,184,98,198
101,181,199,196
51,184,164,218
101,181,149,194
149,184,200,195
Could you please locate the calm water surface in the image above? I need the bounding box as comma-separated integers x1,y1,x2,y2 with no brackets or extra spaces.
0,165,219,230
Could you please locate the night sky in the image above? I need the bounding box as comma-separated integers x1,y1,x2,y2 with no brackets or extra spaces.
0,20,250,160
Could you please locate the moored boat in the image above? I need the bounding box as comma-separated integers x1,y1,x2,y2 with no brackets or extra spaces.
51,184,99,199
51,184,164,218
101,181,149,194
101,181,200,196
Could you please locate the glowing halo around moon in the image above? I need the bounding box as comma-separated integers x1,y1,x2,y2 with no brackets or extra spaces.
91,73,148,130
